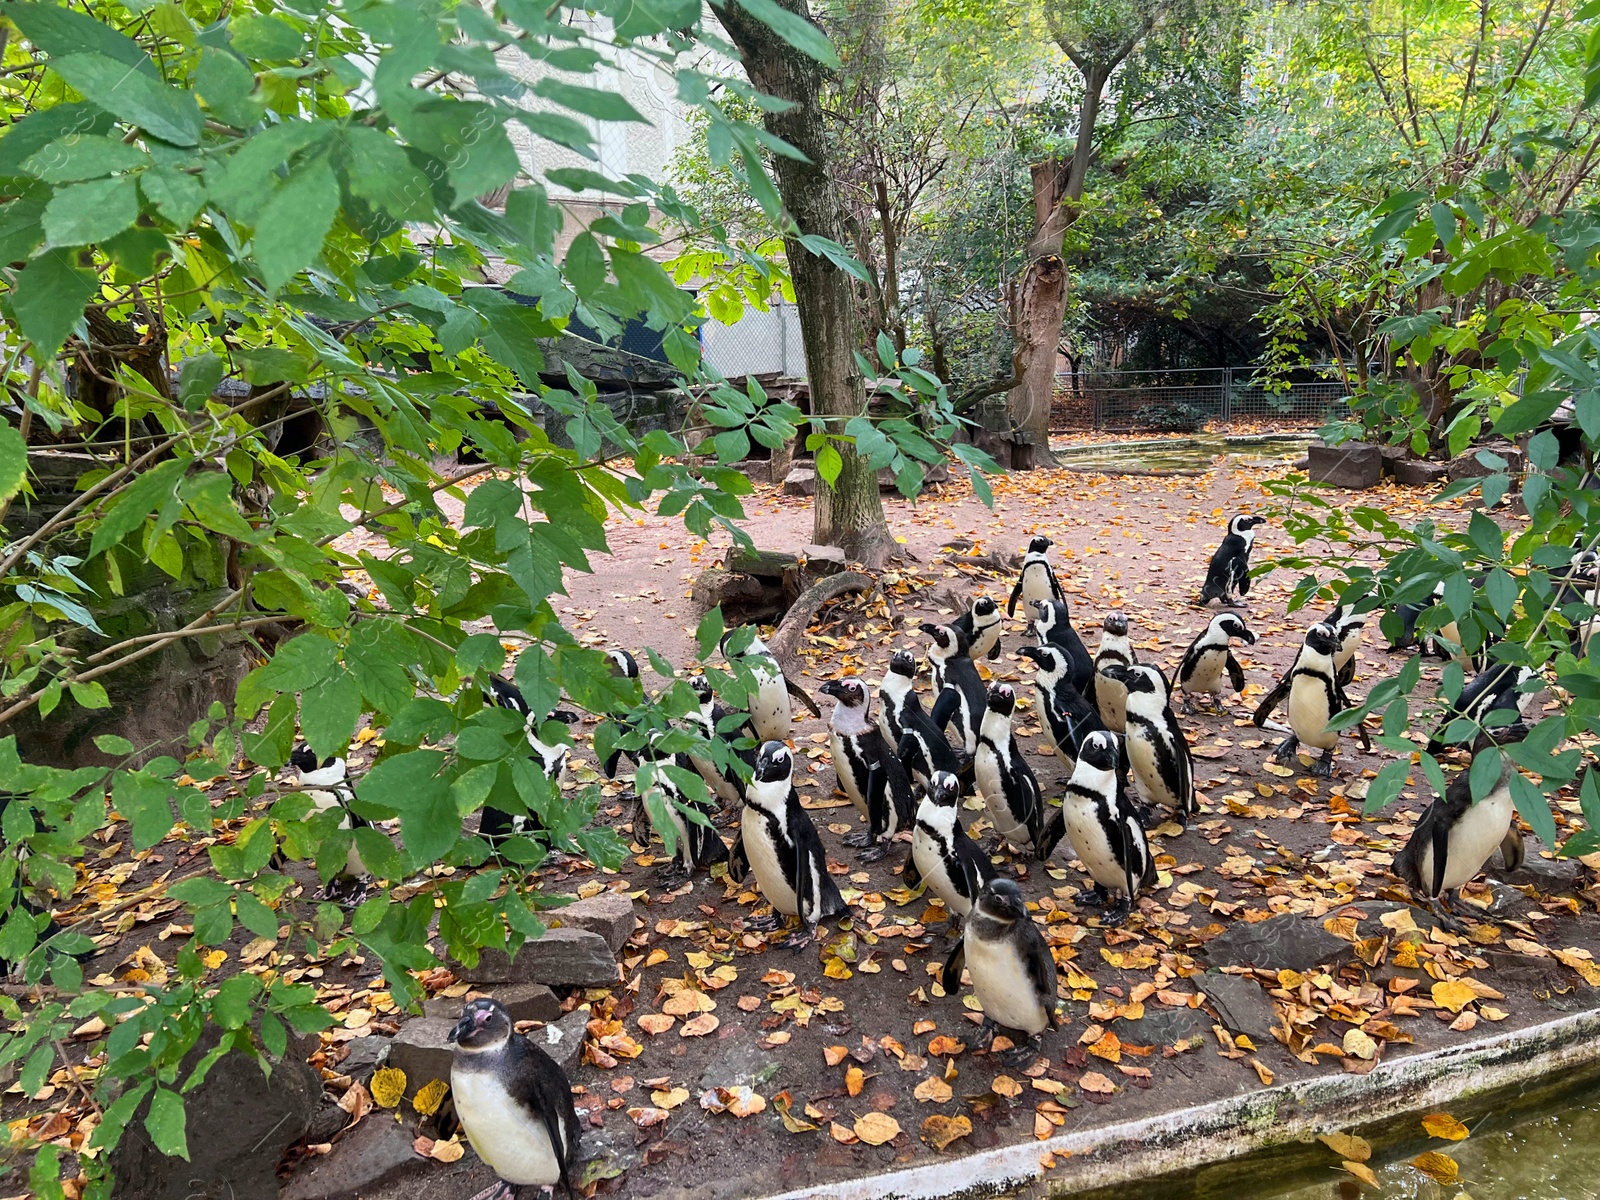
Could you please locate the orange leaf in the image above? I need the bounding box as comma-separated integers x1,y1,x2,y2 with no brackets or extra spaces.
927,1036,966,1057
823,1045,849,1066
1079,1072,1116,1095
638,1013,675,1036
680,1013,719,1038
1412,1151,1459,1184
1421,1112,1469,1141
913,1076,953,1103
845,1066,865,1097
920,1114,972,1151
992,1075,1023,1098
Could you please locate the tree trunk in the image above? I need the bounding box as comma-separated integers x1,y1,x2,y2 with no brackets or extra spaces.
717,0,894,568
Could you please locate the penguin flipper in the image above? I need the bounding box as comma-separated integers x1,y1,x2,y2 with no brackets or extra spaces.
786,675,822,719
902,849,923,890
1023,926,1057,1013
1500,825,1525,874
1006,576,1022,618
864,764,889,843
1225,652,1246,694
1049,570,1064,603
940,938,966,994
1037,808,1066,861
1253,673,1292,726
1429,804,1452,898
988,639,1003,661
727,828,750,884
931,687,958,734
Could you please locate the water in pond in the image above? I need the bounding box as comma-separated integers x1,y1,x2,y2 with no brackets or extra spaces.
1050,433,1312,474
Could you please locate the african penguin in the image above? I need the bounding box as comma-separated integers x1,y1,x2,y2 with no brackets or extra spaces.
939,878,1058,1064
685,676,752,810
1395,729,1527,929
906,769,997,925
895,679,970,791
720,629,821,743
1322,602,1367,688
1199,513,1265,606
482,674,574,846
1092,611,1137,733
974,683,1060,858
924,621,987,756
730,741,847,949
1018,642,1105,771
952,595,1004,661
1554,551,1600,657
1027,597,1095,694
1254,622,1370,777
877,649,919,750
1175,613,1256,713
448,997,582,1200
1424,662,1537,757
1057,730,1155,925
1006,534,1064,618
820,677,914,862
636,736,729,884
285,745,372,904
599,649,646,779
1099,663,1196,828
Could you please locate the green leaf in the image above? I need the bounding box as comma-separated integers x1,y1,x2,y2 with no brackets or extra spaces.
210,972,261,1030
356,750,458,863
300,673,362,761
795,233,870,283
42,176,138,246
89,458,189,556
113,773,177,850
1510,772,1560,849
229,13,304,59
734,0,840,67
875,331,896,370
338,125,432,221
9,3,156,73
533,78,649,124
196,47,263,129
49,53,203,147
12,247,99,356
1468,746,1502,802
545,167,639,196
1467,510,1503,560
139,165,207,230
252,156,339,291
1485,568,1518,621
178,354,225,412
564,232,607,298
1363,758,1412,814
94,734,135,757
0,421,25,504
394,101,518,205
21,135,149,184
144,1088,189,1161
180,472,256,540
814,442,842,487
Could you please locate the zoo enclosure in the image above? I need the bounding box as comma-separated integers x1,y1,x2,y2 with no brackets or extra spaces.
1052,366,1348,432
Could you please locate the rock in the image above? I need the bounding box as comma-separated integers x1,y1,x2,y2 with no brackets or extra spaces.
111,1025,321,1200
693,1027,782,1094
457,927,619,987
876,462,950,493
1483,949,1566,990
532,1008,589,1075
548,892,637,953
1200,972,1279,1038
304,1098,353,1145
726,458,771,485
800,544,848,574
492,982,564,1024
1508,837,1582,888
1307,440,1382,489
1113,1005,1212,1048
723,546,800,578
782,464,816,496
386,1018,456,1093
1201,913,1350,972
337,1035,388,1080
689,567,771,617
1394,458,1448,487
1379,445,1407,477
282,1113,427,1200
1448,442,1525,479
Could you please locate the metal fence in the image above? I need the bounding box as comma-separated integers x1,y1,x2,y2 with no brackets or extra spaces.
700,300,807,379
1052,366,1348,432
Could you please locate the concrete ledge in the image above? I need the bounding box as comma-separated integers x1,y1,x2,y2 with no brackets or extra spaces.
767,1006,1600,1200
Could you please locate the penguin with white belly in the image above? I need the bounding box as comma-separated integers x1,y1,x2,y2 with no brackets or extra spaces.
905,769,996,929
283,745,373,904
877,649,919,749
1199,514,1265,606
1254,622,1371,777
481,674,576,846
729,741,847,950
685,676,753,811
1092,612,1137,733
1394,728,1528,930
1058,731,1155,925
1322,601,1367,689
924,622,987,756
1099,662,1196,828
974,684,1060,858
720,630,820,743
939,878,1059,1065
1175,612,1256,713
449,997,582,1200
1018,643,1105,772
1006,534,1064,618
1028,598,1095,694
1425,662,1537,757
952,596,1005,661
820,677,914,862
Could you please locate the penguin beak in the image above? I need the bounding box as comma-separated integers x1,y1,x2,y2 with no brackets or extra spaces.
819,681,845,699
447,1012,474,1044
1018,645,1043,664
1241,628,1258,645
917,622,940,638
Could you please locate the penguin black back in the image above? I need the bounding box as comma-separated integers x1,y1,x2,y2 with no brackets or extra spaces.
1199,514,1264,605
1028,598,1094,693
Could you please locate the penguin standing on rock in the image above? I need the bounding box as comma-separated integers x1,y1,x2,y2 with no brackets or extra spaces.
1199,514,1266,606
905,770,997,928
952,596,1005,661
1175,613,1256,713
448,997,582,1200
877,649,919,750
720,630,820,743
284,746,372,904
1093,612,1137,733
1395,728,1528,930
1254,622,1371,777
939,878,1058,1065
974,683,1062,858
729,741,846,950
1028,598,1095,694
1100,663,1196,828
924,622,987,756
1018,643,1105,771
820,678,914,862
1058,731,1155,924
1007,535,1064,618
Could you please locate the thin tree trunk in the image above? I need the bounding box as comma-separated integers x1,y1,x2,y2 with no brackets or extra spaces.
717,0,894,567
874,178,903,353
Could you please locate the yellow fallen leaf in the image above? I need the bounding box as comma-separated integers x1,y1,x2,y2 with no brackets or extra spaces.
638,1013,675,1035
829,1121,857,1144
681,1013,719,1038
1431,980,1476,1013
846,1066,865,1097
1250,1058,1274,1086
920,1113,972,1151
773,1090,817,1133
429,1136,465,1163
1412,1151,1459,1184
200,950,227,970
412,1078,449,1117
1342,1160,1379,1186
1342,1028,1377,1061
1319,1132,1371,1162
1421,1112,1469,1141
370,1067,406,1109
651,1087,690,1110
914,1076,953,1103
992,1075,1023,1098
823,1045,849,1066
854,1112,901,1146
823,957,853,980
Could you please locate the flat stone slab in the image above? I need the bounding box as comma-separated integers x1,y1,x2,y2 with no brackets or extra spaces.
283,1114,427,1200
1201,972,1279,1038
549,891,637,953
1308,441,1382,489
783,464,816,496
1113,1005,1213,1048
386,1017,455,1093
1394,458,1448,487
458,926,619,986
1201,913,1350,973
424,983,562,1025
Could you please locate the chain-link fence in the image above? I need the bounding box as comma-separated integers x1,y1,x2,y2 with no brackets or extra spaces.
700,300,807,379
1052,366,1348,432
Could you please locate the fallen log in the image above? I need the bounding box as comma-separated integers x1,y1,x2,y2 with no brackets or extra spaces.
767,570,874,674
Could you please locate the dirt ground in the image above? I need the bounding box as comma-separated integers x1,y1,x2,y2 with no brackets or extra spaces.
12,446,1600,1200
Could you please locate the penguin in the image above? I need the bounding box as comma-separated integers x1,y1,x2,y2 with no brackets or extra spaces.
924,622,987,756
1424,662,1537,757
1253,622,1371,777
952,595,1004,661
1006,534,1064,618
730,741,847,949
685,676,752,810
877,649,919,750
938,877,1058,1064
1554,551,1600,657
721,630,820,744
1027,598,1094,694
1018,643,1105,770
905,769,997,926
1394,729,1527,929
0,795,92,983
973,683,1062,859
1199,514,1265,606
637,737,729,884
600,649,646,779
1057,730,1155,925
284,745,372,903
820,677,914,862
1323,602,1367,688
448,997,582,1200
895,681,970,790
1092,611,1138,733
1099,663,1196,828
1390,582,1465,662
1175,613,1256,713
482,674,574,845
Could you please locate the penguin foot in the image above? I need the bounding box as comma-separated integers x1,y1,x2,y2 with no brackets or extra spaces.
781,926,817,953
999,1038,1041,1068
1309,754,1335,779
841,831,872,848
1085,883,1110,910
1100,896,1132,927
744,912,783,933
1270,735,1299,763
654,862,691,887
322,875,370,908
856,843,889,864
972,1019,998,1055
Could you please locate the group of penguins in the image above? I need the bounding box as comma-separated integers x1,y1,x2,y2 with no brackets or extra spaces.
287,515,1600,1200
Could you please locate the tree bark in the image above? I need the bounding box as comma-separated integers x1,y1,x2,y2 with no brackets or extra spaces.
716,0,894,568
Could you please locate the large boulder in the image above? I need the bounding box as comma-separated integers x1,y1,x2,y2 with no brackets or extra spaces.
1307,441,1382,489
455,927,618,987
386,1018,456,1095
1201,913,1351,973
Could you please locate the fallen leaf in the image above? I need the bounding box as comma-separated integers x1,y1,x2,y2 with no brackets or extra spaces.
651,1087,690,1110
914,1076,953,1103
1079,1072,1116,1094
412,1078,449,1117
854,1113,901,1146
638,1013,676,1036
824,1045,849,1066
337,1080,372,1125
628,1106,671,1128
1342,1160,1379,1187
830,1121,857,1144
1421,1112,1469,1141
681,1013,719,1038
1431,980,1476,1013
992,1075,1023,1098
429,1136,465,1163
1412,1151,1459,1184
370,1068,406,1109
920,1113,972,1151
774,1090,817,1133
1319,1132,1371,1162
1250,1058,1274,1086
1342,1028,1377,1061
846,1066,865,1097
927,1036,966,1057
